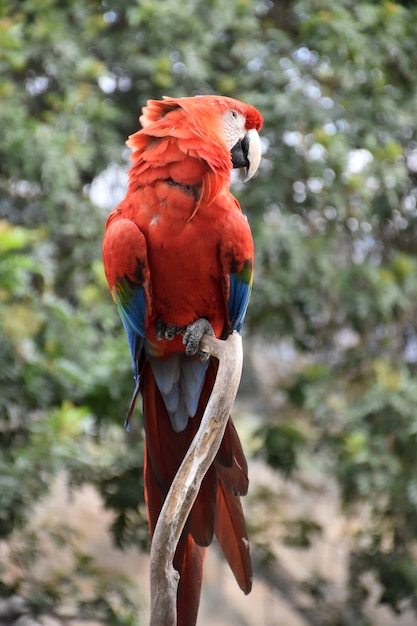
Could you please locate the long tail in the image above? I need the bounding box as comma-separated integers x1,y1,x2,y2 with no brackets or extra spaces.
141,358,252,626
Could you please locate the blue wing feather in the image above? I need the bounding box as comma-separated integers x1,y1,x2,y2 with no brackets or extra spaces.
228,273,252,333
112,282,147,430
113,283,147,338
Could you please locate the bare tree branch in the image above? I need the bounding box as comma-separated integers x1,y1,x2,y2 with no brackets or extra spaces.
149,331,243,626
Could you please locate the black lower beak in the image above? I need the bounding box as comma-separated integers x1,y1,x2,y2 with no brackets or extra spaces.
231,133,250,169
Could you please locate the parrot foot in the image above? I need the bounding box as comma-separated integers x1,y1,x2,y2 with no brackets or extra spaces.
183,318,214,361
155,318,184,341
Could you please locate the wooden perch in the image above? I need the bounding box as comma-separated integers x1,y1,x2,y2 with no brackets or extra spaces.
149,331,243,626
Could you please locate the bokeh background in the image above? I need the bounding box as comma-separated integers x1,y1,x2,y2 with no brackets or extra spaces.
1,1,417,624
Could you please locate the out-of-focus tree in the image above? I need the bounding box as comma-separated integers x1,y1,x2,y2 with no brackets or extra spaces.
246,2,417,623
1,0,417,624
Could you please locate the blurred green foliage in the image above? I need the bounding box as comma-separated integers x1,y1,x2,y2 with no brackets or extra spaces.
2,0,417,623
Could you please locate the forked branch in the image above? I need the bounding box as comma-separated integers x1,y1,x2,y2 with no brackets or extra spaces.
149,331,243,626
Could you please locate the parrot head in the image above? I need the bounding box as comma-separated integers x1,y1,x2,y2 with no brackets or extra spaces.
137,95,263,182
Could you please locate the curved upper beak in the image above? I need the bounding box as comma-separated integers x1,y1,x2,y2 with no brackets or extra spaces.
231,128,262,182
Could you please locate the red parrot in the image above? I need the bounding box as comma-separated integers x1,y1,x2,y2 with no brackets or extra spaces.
102,95,263,625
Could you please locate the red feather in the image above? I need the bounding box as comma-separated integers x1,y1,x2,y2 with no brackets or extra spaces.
214,478,252,594
174,535,207,626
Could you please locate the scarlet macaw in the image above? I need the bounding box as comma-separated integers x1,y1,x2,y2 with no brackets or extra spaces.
102,95,263,626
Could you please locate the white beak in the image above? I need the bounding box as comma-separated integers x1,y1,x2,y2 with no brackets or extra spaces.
244,128,262,182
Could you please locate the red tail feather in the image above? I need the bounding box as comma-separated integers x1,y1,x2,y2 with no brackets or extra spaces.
214,478,252,594
141,359,252,625
174,535,207,626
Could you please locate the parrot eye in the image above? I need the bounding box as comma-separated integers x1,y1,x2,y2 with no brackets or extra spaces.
231,110,238,118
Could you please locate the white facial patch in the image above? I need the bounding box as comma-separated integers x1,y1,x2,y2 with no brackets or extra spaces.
221,110,247,149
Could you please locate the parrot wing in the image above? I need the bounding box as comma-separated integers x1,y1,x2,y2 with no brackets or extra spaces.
220,207,254,335
102,214,151,425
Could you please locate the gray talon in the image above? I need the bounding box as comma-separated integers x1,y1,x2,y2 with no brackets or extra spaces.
165,326,176,340
156,319,185,341
183,318,214,360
